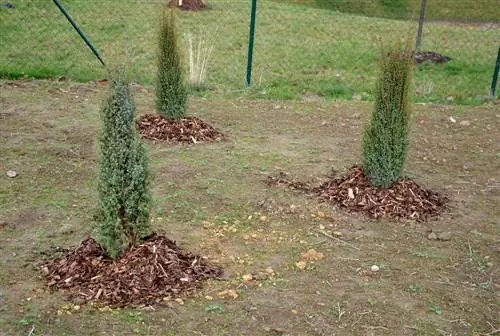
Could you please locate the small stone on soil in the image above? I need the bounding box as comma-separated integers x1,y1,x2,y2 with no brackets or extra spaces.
437,232,452,241
428,232,438,240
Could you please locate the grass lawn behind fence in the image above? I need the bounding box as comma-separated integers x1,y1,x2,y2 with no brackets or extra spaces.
275,0,500,22
0,0,498,104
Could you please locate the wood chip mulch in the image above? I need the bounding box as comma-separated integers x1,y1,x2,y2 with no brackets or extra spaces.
40,233,223,307
136,114,225,144
168,0,207,11
267,165,448,221
414,51,452,64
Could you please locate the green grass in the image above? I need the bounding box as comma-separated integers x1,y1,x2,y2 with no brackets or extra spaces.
275,0,500,21
0,0,498,104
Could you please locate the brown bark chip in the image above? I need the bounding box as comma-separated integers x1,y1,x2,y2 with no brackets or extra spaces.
41,233,223,307
268,165,448,221
137,114,225,143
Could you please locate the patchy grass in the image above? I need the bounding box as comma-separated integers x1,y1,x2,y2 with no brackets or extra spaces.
1,79,499,335
0,0,498,104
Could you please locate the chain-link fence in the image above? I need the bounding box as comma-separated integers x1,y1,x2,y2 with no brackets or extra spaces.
1,0,498,103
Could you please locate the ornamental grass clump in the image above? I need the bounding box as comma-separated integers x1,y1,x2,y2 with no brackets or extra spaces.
362,39,414,188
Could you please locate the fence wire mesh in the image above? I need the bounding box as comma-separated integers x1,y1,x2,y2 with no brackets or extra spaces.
0,0,499,103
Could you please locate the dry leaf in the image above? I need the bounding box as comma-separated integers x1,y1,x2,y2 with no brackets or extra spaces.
301,249,324,261
227,289,238,299
264,267,275,275
242,274,253,282
295,261,307,270
217,289,238,299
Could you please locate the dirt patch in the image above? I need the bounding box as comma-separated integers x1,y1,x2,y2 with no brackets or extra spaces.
414,51,452,64
268,165,448,221
2,80,499,335
168,0,207,11
137,114,226,144
157,162,195,180
6,209,48,230
41,233,223,307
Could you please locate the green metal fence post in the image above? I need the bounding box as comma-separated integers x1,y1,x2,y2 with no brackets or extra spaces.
489,46,500,99
52,0,105,66
415,0,427,51
245,0,257,87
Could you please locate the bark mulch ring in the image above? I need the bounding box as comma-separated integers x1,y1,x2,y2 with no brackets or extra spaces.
40,233,223,307
137,114,226,144
414,51,452,64
267,165,449,221
168,0,207,11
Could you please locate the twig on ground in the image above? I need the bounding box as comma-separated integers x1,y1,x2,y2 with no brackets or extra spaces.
484,321,500,335
468,240,474,258
316,230,360,251
312,239,328,246
336,302,345,322
361,325,388,330
484,330,500,336
27,325,35,336
333,257,360,261
351,316,362,328
191,331,208,336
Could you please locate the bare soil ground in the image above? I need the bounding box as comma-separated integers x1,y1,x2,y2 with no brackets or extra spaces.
0,80,498,336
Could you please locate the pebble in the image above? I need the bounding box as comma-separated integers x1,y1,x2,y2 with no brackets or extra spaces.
437,232,452,241
6,170,16,178
371,265,380,272
428,232,438,240
459,120,471,126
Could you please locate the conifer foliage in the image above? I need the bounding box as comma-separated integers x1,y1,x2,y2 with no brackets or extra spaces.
362,39,413,188
156,8,187,119
94,69,151,258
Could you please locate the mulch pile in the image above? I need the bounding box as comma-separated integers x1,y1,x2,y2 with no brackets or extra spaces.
168,0,207,11
40,233,223,307
414,51,452,64
267,165,448,221
137,114,225,143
